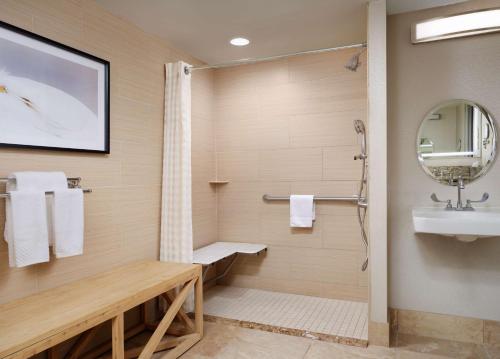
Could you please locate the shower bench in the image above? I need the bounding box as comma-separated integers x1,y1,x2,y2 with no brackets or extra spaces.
0,260,203,359
193,242,267,283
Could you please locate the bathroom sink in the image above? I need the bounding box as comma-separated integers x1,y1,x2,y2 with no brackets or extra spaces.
412,207,500,242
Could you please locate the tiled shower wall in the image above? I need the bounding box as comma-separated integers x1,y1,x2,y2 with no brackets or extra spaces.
0,0,216,304
0,0,365,305
213,49,368,302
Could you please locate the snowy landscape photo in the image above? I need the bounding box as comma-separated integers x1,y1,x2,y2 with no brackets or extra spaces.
0,21,109,153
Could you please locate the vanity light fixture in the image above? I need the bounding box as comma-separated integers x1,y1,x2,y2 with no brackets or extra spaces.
230,37,250,46
412,8,500,44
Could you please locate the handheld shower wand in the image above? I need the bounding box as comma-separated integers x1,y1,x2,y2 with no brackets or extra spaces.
353,120,368,271
354,119,366,158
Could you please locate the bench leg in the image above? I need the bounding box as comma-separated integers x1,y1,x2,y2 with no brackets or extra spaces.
118,270,203,359
112,313,125,359
138,278,197,359
161,292,195,332
195,275,203,337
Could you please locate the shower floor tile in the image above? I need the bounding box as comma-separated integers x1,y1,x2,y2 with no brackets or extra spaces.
204,286,368,347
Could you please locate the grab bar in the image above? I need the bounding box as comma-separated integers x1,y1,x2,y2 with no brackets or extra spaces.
263,194,362,203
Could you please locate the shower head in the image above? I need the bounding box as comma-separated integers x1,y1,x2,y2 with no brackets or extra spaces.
345,46,367,72
354,120,366,134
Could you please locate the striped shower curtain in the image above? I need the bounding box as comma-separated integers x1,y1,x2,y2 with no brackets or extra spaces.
160,61,193,309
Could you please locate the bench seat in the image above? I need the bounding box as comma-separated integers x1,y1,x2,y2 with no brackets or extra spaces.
193,242,267,266
0,260,203,359
193,242,267,284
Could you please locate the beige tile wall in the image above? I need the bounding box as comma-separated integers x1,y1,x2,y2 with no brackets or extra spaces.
192,68,217,249
0,0,216,304
0,0,366,306
213,49,368,302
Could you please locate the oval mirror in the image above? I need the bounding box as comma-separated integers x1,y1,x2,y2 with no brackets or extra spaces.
417,100,497,185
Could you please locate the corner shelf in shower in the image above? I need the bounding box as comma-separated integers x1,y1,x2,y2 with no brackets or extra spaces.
209,180,229,185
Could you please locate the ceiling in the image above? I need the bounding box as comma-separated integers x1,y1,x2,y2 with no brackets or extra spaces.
387,0,467,15
96,0,367,64
96,0,468,64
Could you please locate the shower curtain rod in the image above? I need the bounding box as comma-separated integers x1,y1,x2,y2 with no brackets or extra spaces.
185,42,367,73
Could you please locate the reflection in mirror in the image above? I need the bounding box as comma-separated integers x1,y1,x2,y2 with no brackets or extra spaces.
417,100,497,185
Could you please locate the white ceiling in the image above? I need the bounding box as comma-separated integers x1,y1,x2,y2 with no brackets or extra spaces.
96,0,368,64
387,0,468,15
96,0,469,64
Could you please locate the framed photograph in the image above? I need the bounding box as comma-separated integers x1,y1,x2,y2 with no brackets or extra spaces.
0,20,110,153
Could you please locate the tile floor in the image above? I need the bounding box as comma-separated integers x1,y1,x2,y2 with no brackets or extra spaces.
204,286,368,344
168,322,500,359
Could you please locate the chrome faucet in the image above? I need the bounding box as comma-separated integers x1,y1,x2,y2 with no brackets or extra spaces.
431,176,489,211
456,176,465,210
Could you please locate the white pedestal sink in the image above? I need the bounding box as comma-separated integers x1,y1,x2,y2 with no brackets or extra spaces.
412,207,500,242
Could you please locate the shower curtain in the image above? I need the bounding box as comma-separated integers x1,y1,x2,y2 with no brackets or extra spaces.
160,61,193,309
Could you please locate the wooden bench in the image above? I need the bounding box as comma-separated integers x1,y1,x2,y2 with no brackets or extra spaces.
193,242,267,283
0,260,203,359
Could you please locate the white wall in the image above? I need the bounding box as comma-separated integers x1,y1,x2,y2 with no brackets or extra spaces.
368,0,388,325
388,0,500,321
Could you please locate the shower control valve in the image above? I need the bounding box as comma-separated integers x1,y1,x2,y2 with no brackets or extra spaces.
354,153,367,160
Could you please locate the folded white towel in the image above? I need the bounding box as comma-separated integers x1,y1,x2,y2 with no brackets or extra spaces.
11,171,67,191
5,191,50,267
52,189,84,258
5,172,68,246
290,195,315,228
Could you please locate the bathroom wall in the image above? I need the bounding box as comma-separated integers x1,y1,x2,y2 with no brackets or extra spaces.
192,70,217,249
0,0,216,304
388,0,500,320
213,49,368,302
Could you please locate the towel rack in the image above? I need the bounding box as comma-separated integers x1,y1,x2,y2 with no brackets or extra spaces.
262,194,362,202
0,177,92,198
0,176,82,183
0,189,92,199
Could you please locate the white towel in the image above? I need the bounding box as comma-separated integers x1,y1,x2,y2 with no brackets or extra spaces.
5,172,68,246
290,195,315,228
5,191,50,267
52,189,84,258
11,171,67,191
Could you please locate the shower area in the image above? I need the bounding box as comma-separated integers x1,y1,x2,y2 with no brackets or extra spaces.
190,44,369,346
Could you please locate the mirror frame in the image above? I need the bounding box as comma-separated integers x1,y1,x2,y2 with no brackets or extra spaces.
416,99,498,186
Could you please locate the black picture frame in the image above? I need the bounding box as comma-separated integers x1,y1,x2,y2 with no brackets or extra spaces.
0,20,110,154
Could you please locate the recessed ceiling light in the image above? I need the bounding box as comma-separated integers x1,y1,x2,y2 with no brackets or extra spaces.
230,37,250,46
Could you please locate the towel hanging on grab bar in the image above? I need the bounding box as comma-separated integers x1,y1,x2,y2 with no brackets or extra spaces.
263,194,361,202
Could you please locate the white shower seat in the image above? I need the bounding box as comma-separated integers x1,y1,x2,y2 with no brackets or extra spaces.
193,242,267,283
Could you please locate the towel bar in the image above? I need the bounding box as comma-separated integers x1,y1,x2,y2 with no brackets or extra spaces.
0,176,92,198
0,189,92,198
263,194,362,202
0,177,82,182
